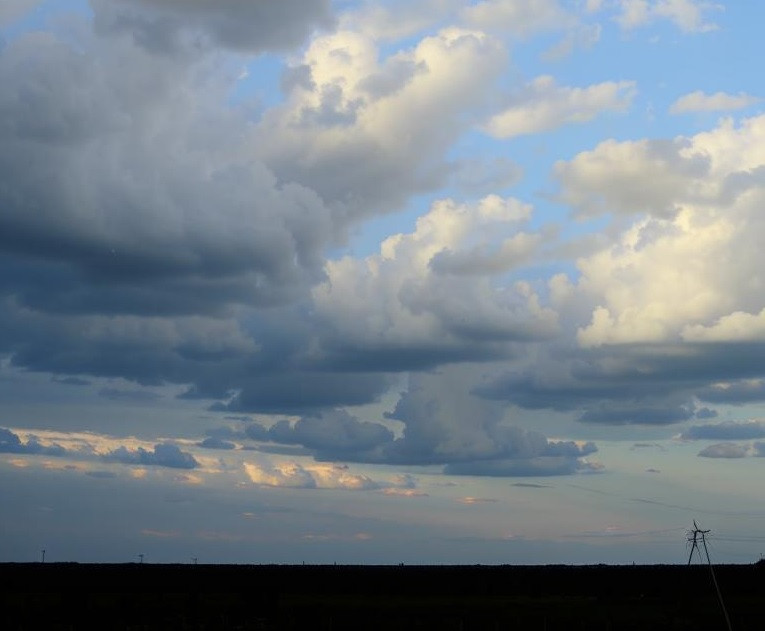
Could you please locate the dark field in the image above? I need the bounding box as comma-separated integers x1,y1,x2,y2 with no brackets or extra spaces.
2,562,764,629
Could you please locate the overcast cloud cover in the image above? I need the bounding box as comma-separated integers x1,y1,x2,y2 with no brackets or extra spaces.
1,0,765,565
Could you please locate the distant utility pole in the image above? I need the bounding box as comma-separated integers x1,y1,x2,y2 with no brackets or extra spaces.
41,549,45,563
191,557,198,565
687,521,732,631
138,553,144,564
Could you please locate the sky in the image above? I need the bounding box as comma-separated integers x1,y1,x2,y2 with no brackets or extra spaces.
1,0,765,565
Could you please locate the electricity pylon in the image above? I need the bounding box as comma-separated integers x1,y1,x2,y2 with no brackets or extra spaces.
687,520,708,565
687,521,732,631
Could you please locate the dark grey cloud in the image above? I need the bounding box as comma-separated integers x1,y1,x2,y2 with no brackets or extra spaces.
0,427,69,457
695,407,718,419
696,380,765,405
52,376,91,386
371,372,600,474
578,405,694,425
104,443,199,469
697,443,749,459
216,372,396,415
0,4,521,420
99,388,163,403
0,19,401,416
267,410,394,458
230,371,600,477
240,411,394,461
0,23,338,318
93,0,334,53
197,437,236,450
681,421,765,440
476,342,765,426
205,425,248,441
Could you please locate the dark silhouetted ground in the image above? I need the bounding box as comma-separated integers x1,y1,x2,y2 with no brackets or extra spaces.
2,562,763,629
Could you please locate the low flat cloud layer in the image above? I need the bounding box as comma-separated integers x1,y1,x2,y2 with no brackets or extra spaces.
681,421,765,440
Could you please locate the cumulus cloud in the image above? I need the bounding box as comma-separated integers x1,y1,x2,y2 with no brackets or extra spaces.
0,9,440,416
0,4,531,425
681,420,765,440
340,0,463,40
104,443,199,469
311,195,556,372
243,458,411,491
257,27,507,218
682,309,765,343
0,427,69,457
264,410,394,460
615,0,721,33
485,76,636,139
0,22,335,313
670,91,761,114
236,367,600,476
378,369,599,475
555,138,710,219
562,115,765,348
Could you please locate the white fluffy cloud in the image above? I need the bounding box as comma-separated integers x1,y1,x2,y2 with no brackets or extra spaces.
340,0,463,40
485,76,636,139
615,0,721,33
243,458,413,491
462,0,574,37
670,90,760,114
256,27,507,218
567,115,765,346
312,195,557,368
682,309,765,342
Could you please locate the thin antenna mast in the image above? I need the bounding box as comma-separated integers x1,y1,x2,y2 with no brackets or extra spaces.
687,520,732,631
41,548,45,564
